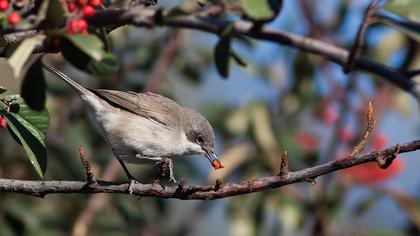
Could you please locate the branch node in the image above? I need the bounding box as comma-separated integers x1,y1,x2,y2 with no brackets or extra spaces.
375,144,400,169
214,178,223,191
78,147,98,189
350,101,376,157
278,151,289,179
306,178,317,185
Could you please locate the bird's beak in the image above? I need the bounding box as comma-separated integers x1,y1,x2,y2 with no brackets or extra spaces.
205,149,224,170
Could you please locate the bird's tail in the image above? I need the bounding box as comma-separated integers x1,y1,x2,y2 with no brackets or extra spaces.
42,63,92,96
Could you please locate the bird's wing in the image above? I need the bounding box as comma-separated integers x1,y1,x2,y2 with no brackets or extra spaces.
90,89,181,128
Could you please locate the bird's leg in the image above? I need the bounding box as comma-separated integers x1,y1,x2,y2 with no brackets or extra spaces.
117,159,138,195
165,158,177,183
133,155,177,184
156,157,176,183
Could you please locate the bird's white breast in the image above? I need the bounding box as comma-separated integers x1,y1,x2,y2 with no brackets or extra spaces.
80,94,199,162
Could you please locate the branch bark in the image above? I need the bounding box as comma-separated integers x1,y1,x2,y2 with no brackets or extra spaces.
1,140,419,200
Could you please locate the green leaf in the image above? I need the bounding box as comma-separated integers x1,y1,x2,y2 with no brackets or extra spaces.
86,52,119,76
46,0,65,28
0,58,17,92
243,0,274,21
2,111,48,178
0,93,50,178
214,24,234,78
383,0,420,22
7,36,42,78
0,87,6,94
21,58,46,111
59,34,119,75
64,34,105,61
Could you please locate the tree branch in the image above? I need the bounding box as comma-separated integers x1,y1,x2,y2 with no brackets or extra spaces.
0,140,419,199
84,7,420,99
4,7,419,98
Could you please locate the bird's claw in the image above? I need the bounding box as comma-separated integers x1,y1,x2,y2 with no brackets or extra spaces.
168,175,177,184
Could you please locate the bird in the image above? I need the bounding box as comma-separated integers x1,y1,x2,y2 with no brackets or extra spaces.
42,63,224,194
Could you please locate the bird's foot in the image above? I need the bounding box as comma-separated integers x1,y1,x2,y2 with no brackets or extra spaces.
155,157,177,184
128,178,136,195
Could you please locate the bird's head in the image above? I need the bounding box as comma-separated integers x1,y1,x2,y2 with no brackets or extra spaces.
181,108,224,169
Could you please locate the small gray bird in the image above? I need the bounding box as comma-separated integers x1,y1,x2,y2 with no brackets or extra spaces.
42,63,223,194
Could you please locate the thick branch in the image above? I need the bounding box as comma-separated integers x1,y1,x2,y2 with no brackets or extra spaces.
0,140,419,199
85,8,420,99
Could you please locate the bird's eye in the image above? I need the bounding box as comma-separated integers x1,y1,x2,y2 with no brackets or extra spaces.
196,135,204,144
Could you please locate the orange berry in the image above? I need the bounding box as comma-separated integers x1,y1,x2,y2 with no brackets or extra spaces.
7,12,20,25
212,160,224,170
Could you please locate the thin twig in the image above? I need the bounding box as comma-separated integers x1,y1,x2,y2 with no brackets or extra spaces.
278,151,289,179
344,0,379,73
350,101,376,157
78,147,98,189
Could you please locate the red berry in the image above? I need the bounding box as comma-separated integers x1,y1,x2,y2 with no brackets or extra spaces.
68,2,75,12
77,18,88,32
7,12,20,25
82,5,94,17
0,0,9,11
0,117,7,129
89,0,102,7
68,18,88,34
373,133,388,150
339,126,354,143
295,131,319,152
321,105,338,126
76,0,88,5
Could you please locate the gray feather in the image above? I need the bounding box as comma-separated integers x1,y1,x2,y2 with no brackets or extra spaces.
91,89,181,128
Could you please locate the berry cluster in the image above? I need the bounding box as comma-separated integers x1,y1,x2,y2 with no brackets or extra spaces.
0,0,23,26
0,117,6,129
65,0,102,34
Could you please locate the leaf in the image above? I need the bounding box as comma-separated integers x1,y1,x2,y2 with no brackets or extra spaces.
243,0,274,21
383,0,420,22
2,112,47,178
214,24,234,78
0,93,50,178
64,34,105,61
21,58,46,111
86,52,119,76
7,36,42,78
0,58,18,92
46,0,65,28
59,35,119,75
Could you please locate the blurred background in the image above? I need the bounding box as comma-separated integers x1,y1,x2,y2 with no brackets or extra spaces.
1,0,420,235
